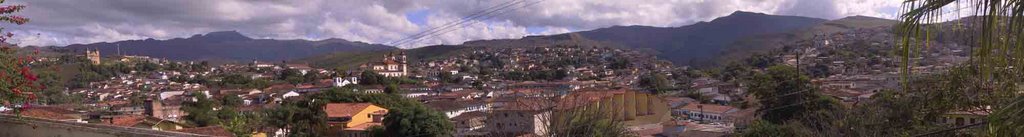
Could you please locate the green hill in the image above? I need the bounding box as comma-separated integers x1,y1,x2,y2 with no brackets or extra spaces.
299,45,478,70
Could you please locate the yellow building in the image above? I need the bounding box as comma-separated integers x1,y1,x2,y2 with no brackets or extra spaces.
86,49,101,65
488,90,671,136
940,109,989,127
324,103,388,137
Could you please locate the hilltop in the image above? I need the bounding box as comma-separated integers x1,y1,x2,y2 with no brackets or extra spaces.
65,31,396,62
303,11,832,68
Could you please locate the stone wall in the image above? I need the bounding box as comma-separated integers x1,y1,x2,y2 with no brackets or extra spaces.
0,114,206,137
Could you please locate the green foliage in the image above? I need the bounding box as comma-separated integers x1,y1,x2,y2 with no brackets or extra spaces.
438,71,461,84
899,1,1024,135
221,95,244,108
548,107,634,137
216,74,270,89
182,92,220,127
501,69,568,81
0,46,39,109
748,65,827,124
684,91,712,104
990,96,1024,136
318,88,454,137
224,113,262,137
359,70,385,85
717,62,752,82
359,70,417,86
639,72,671,94
261,87,452,136
366,125,387,137
0,2,32,108
33,68,83,104
190,61,210,72
740,121,801,137
263,98,328,137
171,75,210,85
744,53,775,69
804,64,830,78
136,61,161,72
607,56,631,69
278,69,306,84
384,83,402,94
382,104,453,137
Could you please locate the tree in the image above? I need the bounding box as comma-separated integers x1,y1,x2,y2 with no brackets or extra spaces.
137,61,161,72
382,104,454,137
0,1,32,112
438,71,460,83
548,106,633,137
219,74,269,89
718,62,751,82
34,68,80,104
360,70,384,85
739,121,802,137
748,65,829,124
898,0,1024,135
384,83,402,94
805,64,830,78
221,95,244,108
224,113,261,137
190,61,210,72
639,72,671,94
607,56,631,69
263,99,328,137
318,88,454,136
183,92,220,127
745,53,775,69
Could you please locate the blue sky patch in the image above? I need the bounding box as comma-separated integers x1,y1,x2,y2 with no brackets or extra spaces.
405,9,431,26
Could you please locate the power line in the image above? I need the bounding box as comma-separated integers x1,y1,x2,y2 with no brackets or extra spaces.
390,0,529,47
402,0,547,47
912,121,987,137
391,0,546,48
388,0,525,46
394,0,538,47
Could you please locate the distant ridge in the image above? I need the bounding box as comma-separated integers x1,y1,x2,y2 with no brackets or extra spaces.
303,11,893,68
568,11,827,65
65,31,396,62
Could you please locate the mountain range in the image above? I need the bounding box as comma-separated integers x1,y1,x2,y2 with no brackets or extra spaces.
62,11,902,68
571,11,828,65
64,31,396,62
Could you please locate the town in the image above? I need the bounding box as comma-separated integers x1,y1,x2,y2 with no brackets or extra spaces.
4,26,978,136
1,0,1022,137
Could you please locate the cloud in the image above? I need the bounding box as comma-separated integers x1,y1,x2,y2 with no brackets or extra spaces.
3,0,901,48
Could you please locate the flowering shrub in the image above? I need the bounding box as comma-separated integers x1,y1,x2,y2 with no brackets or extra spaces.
0,1,33,113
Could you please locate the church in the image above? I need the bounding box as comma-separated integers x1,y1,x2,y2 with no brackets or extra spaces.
361,52,408,77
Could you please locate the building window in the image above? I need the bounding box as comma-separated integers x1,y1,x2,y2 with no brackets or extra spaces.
956,117,965,126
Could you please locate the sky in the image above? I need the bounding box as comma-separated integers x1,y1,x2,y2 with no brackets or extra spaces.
3,0,904,49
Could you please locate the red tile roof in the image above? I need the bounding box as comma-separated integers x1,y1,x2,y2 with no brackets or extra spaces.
681,103,736,114
344,122,382,131
324,103,374,118
174,126,235,137
109,115,147,127
16,107,78,120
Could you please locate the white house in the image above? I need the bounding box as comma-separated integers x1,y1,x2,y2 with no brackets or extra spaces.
281,91,301,99
333,77,358,87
